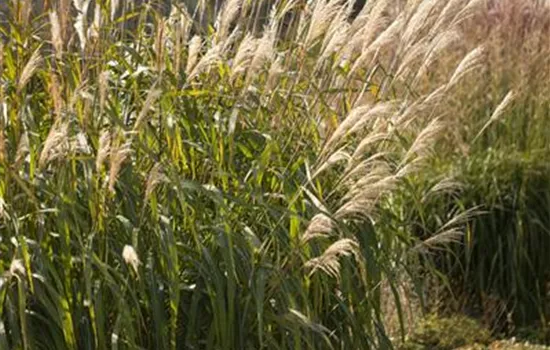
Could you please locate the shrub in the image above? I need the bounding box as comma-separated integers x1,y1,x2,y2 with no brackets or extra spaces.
400,314,492,350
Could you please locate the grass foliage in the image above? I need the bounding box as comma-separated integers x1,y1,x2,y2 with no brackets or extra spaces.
0,0,549,349
400,314,492,350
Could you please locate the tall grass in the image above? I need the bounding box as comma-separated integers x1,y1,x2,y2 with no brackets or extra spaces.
430,0,550,331
0,0,548,348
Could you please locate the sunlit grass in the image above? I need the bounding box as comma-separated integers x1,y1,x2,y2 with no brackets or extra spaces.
0,0,548,349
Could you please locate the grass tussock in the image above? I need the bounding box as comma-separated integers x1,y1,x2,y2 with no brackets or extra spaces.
0,0,549,349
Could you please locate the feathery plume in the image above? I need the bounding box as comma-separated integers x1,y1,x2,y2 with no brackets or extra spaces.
145,163,168,199
305,238,359,279
438,207,480,234
413,228,463,253
474,90,517,141
14,131,29,168
451,0,486,27
368,12,406,52
423,177,463,202
154,19,167,72
402,118,446,163
73,0,92,52
302,213,335,244
245,26,276,85
422,84,448,106
185,36,203,76
49,73,64,118
305,0,346,48
318,21,349,67
39,121,69,169
230,34,258,80
350,132,391,163
220,26,242,55
188,43,223,80
99,71,110,114
266,56,284,91
486,90,517,124
70,132,91,155
448,45,486,88
322,102,396,157
313,148,351,178
108,135,132,192
122,245,140,274
13,0,32,27
320,105,370,156
134,86,161,131
344,1,391,61
68,80,91,112
335,175,397,219
347,13,405,75
414,29,462,83
341,155,392,186
17,49,43,94
170,5,191,74
341,163,395,197
401,0,442,46
58,0,71,43
395,157,427,179
394,40,429,82
96,129,111,171
9,259,26,279
216,0,243,41
429,0,469,36
49,10,64,58
413,207,480,253
88,3,102,41
349,0,390,35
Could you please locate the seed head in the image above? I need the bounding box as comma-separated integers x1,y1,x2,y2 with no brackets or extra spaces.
305,238,359,279
9,259,26,279
186,36,203,76
17,49,43,94
145,163,168,199
49,10,64,58
122,245,140,274
14,131,30,168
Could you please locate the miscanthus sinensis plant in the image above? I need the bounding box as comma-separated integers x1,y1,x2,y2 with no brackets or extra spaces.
1,0,547,348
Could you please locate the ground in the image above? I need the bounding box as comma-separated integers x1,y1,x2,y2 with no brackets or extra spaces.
399,314,550,350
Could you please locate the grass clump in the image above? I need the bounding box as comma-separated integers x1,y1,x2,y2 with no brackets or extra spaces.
400,314,492,350
0,0,548,349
